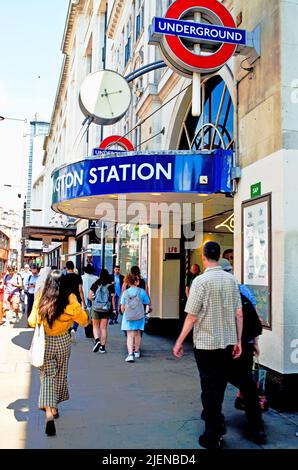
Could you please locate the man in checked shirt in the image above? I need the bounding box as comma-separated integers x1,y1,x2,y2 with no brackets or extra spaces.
173,241,266,449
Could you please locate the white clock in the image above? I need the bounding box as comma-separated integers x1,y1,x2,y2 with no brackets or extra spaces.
79,69,132,126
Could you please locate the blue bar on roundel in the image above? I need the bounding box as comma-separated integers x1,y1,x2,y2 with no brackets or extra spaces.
153,17,246,46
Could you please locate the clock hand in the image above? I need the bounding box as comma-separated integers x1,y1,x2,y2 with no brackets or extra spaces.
103,89,114,116
101,89,123,97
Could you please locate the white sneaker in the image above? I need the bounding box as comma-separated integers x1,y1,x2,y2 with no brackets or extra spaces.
134,351,141,358
70,329,76,343
125,354,135,363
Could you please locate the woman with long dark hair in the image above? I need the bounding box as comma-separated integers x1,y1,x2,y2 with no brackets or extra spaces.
88,268,116,354
28,270,88,436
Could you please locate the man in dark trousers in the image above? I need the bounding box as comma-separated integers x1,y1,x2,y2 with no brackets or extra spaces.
24,264,39,318
173,242,266,449
109,265,124,324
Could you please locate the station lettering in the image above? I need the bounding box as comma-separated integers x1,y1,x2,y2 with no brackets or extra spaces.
155,17,246,46
54,162,173,192
54,169,84,192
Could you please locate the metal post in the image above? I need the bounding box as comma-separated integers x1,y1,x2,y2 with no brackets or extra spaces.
101,222,106,270
112,223,117,271
20,200,26,267
192,12,201,117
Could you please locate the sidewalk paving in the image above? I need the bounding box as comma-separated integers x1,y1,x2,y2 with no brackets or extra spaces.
1,314,298,449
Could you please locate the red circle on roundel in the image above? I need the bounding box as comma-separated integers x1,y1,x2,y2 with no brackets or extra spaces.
165,0,237,72
99,136,135,151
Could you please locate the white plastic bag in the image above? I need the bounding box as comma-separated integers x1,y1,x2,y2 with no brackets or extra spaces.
29,323,45,367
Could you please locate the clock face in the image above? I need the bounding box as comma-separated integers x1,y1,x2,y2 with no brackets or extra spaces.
79,70,132,126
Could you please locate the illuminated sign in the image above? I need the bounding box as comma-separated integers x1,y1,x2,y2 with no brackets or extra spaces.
215,213,234,233
52,150,233,205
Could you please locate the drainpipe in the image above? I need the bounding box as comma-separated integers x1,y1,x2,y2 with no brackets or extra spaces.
233,69,254,194
233,79,241,195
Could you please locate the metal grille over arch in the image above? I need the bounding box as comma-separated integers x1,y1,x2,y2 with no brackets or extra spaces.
179,75,234,151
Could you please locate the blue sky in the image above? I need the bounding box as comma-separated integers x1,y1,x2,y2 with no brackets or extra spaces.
0,0,69,209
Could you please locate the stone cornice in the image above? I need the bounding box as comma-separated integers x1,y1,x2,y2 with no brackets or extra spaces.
107,0,125,39
61,0,84,55
44,1,85,165
43,55,70,166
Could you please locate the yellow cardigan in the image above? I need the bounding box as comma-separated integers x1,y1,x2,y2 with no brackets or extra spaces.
28,293,89,336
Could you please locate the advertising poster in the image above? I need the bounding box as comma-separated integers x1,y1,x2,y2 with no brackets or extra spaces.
242,195,271,328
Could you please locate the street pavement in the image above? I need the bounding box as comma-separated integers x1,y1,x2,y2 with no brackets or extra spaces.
0,313,298,450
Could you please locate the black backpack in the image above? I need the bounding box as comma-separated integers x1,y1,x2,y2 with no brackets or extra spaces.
241,293,263,343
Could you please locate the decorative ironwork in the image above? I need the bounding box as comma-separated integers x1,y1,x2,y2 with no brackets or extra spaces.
179,75,234,151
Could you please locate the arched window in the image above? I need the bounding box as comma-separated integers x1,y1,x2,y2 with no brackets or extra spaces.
179,75,234,151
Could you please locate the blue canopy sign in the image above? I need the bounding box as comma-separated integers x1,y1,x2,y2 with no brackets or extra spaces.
52,150,233,205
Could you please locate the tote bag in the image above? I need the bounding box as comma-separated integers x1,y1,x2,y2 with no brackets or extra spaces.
29,322,45,367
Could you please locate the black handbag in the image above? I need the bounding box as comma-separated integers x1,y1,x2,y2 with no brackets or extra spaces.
84,322,94,338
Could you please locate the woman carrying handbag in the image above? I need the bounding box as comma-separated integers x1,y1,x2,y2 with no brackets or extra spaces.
28,270,88,436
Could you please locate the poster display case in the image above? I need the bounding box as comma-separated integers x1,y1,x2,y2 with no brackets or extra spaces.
242,194,272,328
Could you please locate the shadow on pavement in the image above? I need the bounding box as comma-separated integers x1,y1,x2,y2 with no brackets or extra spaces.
11,330,33,351
7,399,30,422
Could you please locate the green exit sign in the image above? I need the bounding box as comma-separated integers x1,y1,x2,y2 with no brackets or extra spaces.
251,182,262,198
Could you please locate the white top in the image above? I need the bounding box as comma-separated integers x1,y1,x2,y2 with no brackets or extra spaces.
82,273,98,303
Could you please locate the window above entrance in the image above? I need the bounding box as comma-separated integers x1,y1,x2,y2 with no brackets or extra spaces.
179,75,234,151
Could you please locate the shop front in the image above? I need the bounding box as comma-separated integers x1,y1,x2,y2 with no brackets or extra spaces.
0,230,10,273
22,226,76,269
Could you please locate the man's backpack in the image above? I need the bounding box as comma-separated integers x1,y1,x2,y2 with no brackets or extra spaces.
93,284,111,313
241,293,263,343
125,287,145,321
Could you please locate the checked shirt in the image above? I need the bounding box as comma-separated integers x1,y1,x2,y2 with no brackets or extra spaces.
185,266,242,350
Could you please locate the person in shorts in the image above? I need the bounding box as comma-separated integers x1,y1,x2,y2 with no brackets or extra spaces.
88,268,116,354
3,266,23,322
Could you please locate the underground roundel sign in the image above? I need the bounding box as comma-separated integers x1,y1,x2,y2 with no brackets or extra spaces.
92,136,135,157
99,136,135,151
150,0,247,77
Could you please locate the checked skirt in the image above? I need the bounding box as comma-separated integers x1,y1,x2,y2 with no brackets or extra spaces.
38,332,71,409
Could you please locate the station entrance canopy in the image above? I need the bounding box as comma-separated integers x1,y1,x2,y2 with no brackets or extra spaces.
51,150,233,223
